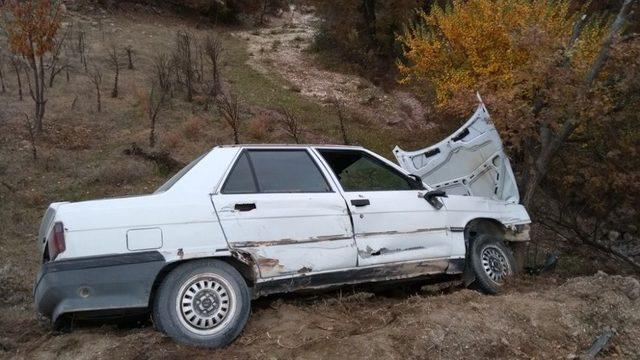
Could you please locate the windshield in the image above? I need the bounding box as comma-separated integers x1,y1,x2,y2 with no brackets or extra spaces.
154,152,208,193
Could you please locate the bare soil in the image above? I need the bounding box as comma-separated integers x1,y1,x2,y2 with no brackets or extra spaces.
2,271,639,359
234,6,428,128
1,5,639,360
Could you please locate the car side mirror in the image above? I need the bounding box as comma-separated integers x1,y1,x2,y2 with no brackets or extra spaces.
423,189,447,210
408,174,425,190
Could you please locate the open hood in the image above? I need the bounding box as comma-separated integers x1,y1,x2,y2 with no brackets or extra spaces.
393,95,520,203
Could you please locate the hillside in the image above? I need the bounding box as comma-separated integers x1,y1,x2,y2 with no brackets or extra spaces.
1,2,639,359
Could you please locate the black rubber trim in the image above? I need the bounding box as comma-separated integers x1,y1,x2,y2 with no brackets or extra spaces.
42,251,164,273
451,128,470,142
450,227,465,232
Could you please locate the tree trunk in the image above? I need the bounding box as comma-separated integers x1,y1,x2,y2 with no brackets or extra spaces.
95,84,101,112
149,116,156,147
360,0,377,47
111,66,119,98
0,64,6,94
11,60,23,101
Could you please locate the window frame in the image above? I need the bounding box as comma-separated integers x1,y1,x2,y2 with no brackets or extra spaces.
315,148,424,192
220,148,334,194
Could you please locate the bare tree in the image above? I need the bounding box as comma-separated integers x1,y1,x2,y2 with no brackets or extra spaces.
279,106,303,143
0,53,6,94
153,53,173,96
107,44,122,98
86,63,103,112
48,25,71,87
76,26,88,71
145,82,168,147
124,45,135,70
203,35,223,97
175,31,195,102
217,92,241,144
9,56,23,101
333,99,349,145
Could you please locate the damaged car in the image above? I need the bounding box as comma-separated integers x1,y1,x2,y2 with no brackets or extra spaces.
34,99,530,348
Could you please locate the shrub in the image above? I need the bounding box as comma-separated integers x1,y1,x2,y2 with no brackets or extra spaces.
182,116,206,140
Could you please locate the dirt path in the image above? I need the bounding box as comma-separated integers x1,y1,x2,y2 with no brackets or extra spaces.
233,6,427,128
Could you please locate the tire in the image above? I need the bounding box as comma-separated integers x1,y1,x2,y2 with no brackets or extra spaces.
153,259,251,348
470,234,516,294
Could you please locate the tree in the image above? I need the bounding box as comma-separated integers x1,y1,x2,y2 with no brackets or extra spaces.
175,30,195,102
333,99,349,145
47,23,69,87
9,55,23,100
86,63,103,112
398,0,640,266
0,49,7,94
107,44,122,98
143,82,168,148
217,92,241,144
203,35,222,97
2,0,62,133
0,52,6,94
279,106,303,143
124,45,134,70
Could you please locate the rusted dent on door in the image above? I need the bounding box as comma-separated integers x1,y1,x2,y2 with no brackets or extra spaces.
230,248,260,284
357,227,448,238
229,233,351,248
358,246,425,258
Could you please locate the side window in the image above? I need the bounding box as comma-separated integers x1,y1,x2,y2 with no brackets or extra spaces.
319,150,416,191
249,150,331,193
221,150,331,194
221,152,257,194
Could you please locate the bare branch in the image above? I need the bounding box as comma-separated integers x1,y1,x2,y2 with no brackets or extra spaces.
217,92,241,144
279,106,303,143
86,63,103,112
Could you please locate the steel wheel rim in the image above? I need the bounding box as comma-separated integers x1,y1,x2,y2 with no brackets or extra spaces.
176,273,236,335
480,245,511,283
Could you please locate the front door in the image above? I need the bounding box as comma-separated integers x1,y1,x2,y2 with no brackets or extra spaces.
315,148,452,267
211,148,356,278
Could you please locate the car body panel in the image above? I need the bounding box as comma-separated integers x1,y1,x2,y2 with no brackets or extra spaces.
34,126,531,324
393,97,520,204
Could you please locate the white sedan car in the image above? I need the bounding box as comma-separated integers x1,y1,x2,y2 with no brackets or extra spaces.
34,102,530,347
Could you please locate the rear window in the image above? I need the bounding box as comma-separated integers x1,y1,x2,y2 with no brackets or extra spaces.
221,149,331,194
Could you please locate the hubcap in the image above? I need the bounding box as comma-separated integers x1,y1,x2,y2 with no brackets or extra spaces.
176,273,235,335
481,245,511,283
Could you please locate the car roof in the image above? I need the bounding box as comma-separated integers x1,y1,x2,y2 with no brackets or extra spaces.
215,144,365,150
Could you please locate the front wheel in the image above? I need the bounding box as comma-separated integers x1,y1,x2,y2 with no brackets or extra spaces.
470,234,516,294
153,259,251,348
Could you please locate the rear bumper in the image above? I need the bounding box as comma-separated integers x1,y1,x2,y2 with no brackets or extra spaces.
34,251,166,327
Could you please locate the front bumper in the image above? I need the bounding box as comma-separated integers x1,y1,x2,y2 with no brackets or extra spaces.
34,251,166,327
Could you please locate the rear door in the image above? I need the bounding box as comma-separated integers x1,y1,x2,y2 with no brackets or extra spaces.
315,148,457,267
211,148,356,279
393,100,520,203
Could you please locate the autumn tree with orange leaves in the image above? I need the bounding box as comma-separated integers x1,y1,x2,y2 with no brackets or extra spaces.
1,0,62,133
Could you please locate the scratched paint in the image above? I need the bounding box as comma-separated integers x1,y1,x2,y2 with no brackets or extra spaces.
240,240,357,278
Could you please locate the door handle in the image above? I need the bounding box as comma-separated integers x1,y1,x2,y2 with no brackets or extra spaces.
351,199,370,207
234,203,256,212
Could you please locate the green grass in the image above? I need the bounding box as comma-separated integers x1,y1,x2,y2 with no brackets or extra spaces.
218,33,413,160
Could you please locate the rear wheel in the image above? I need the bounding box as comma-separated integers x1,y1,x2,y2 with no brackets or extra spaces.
153,259,251,348
470,234,515,294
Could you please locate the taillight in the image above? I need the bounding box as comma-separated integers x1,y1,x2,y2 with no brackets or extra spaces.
47,222,66,260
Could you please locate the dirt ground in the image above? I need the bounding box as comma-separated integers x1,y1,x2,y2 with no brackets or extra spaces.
2,271,639,359
1,4,640,360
